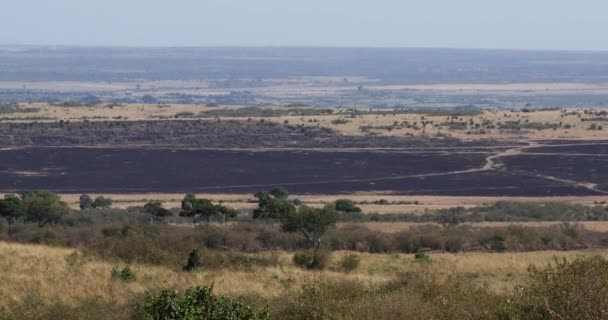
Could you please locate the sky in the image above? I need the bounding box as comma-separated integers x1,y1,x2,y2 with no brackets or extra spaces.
1,0,607,50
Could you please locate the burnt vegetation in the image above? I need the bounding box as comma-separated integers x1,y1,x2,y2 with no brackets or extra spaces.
0,119,492,148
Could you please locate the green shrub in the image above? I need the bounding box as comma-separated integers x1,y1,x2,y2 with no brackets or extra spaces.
140,286,270,320
338,254,360,272
111,266,137,282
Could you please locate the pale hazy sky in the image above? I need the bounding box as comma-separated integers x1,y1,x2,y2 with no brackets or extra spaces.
1,0,607,50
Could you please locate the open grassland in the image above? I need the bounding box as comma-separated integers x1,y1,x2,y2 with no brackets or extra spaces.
1,241,607,309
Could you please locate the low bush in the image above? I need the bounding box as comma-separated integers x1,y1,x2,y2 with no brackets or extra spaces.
111,266,137,282
140,286,270,320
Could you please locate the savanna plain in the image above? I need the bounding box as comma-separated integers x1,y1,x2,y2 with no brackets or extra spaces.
2,101,608,319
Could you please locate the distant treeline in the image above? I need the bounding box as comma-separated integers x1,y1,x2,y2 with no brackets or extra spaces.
340,201,608,224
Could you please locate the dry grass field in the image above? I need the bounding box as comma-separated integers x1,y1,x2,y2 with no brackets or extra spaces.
1,241,606,309
4,103,608,141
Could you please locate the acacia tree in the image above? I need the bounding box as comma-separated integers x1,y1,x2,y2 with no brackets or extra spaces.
143,201,173,224
0,194,27,235
79,194,93,210
22,191,71,227
92,196,113,209
280,205,338,250
253,191,296,221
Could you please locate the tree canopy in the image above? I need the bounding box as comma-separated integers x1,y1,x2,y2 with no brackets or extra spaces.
21,191,71,227
92,196,113,209
0,194,27,234
143,201,173,223
180,194,238,223
253,191,296,220
280,205,338,249
79,194,94,210
269,186,289,200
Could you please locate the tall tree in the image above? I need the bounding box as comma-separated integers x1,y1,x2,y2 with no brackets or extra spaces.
143,201,173,224
22,191,71,227
79,194,93,210
252,191,296,221
280,205,338,250
0,194,27,235
179,194,236,224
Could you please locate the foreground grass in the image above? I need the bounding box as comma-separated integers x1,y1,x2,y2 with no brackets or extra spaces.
1,241,607,311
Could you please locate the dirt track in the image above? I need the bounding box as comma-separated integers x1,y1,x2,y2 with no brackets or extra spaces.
0,141,607,196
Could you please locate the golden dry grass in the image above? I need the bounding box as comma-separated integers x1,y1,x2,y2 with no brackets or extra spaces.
1,241,607,308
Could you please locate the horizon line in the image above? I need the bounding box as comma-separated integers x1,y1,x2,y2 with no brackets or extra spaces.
2,43,608,54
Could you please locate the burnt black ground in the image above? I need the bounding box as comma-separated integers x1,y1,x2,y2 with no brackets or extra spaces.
0,145,603,195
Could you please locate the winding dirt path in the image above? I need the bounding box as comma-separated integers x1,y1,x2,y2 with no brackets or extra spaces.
181,141,608,194
481,141,608,194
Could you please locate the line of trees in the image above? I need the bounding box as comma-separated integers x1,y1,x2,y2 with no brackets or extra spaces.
79,194,113,210
0,192,71,233
1,188,359,250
